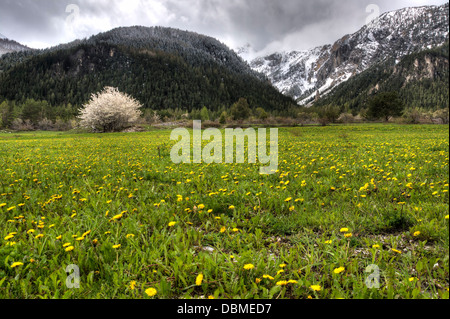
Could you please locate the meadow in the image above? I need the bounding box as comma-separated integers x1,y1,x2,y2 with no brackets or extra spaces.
0,124,448,299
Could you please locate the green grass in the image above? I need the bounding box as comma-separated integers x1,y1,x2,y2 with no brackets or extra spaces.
0,124,448,299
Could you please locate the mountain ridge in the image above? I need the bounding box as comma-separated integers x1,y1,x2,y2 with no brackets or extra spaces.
0,26,296,112
248,3,449,105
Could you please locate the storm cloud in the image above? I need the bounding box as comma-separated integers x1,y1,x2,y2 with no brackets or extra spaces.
0,0,448,59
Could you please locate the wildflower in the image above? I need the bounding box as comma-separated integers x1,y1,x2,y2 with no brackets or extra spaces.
208,295,215,299
229,205,235,210
277,269,285,275
110,213,123,221
130,281,136,290
413,231,421,237
198,204,205,210
243,264,255,270
445,215,449,220
4,234,14,240
287,280,298,284
344,233,353,238
220,226,226,233
126,234,135,238
340,228,349,233
409,277,417,282
112,244,121,249
65,246,74,252
27,229,35,234
145,288,157,297
232,228,239,232
82,230,91,237
255,278,262,284
35,234,44,239
324,240,333,244
372,244,380,249
289,206,295,212
11,262,24,268
392,248,402,254
276,281,288,286
196,273,204,286
333,267,345,274
279,264,287,268
168,222,177,227
263,275,274,280
310,285,322,292
285,197,292,202
63,243,71,247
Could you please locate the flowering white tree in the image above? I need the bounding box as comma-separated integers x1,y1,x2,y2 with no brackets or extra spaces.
78,87,143,132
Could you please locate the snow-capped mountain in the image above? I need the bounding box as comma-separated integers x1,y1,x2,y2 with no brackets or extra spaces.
0,34,31,56
248,3,449,105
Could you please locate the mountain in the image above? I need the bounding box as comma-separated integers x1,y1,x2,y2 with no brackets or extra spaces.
248,3,449,105
0,35,31,56
0,26,296,111
314,42,449,111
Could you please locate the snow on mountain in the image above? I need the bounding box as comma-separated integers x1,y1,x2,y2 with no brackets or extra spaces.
0,36,31,56
247,3,449,105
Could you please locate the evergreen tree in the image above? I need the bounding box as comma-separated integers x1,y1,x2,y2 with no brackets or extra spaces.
368,92,404,121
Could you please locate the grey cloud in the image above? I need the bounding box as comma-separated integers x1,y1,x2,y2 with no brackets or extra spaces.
0,0,448,53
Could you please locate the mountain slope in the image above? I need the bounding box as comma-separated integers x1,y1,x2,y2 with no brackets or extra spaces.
249,3,449,104
0,35,31,56
314,42,449,111
0,26,295,111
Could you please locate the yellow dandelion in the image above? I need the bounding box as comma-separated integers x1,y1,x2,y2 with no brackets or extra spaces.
340,228,349,233
344,233,353,238
196,273,204,286
333,267,345,274
392,248,402,254
243,264,255,270
168,221,177,227
112,244,121,249
145,288,157,297
130,281,136,290
11,262,24,268
413,231,421,237
310,285,322,292
65,246,74,252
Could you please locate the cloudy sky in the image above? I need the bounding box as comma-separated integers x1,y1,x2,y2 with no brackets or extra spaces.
0,0,448,59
